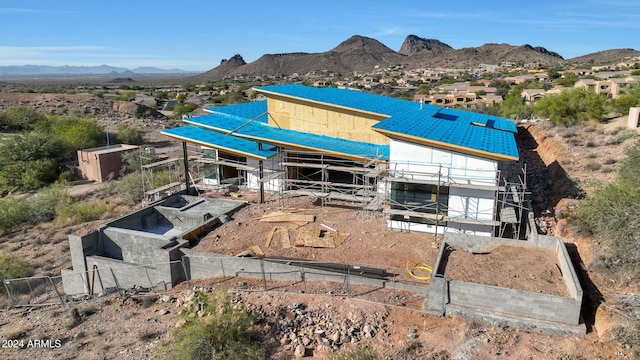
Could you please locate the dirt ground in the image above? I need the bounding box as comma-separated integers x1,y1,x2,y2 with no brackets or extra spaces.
1,93,639,358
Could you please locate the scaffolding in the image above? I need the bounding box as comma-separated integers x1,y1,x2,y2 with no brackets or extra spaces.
173,142,530,240
140,147,185,203
277,150,386,213
383,160,531,238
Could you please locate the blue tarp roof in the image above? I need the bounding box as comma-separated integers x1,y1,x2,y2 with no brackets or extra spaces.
184,112,389,161
203,101,268,123
254,84,518,160
164,84,518,162
161,125,278,159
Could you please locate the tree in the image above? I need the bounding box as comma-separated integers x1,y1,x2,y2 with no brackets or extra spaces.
554,71,580,87
489,79,512,98
35,115,104,158
498,87,532,120
0,106,46,132
532,88,607,125
0,132,66,192
115,123,145,145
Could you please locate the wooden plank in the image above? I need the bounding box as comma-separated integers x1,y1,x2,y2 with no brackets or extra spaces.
279,229,291,249
264,226,278,248
251,245,265,257
294,228,336,248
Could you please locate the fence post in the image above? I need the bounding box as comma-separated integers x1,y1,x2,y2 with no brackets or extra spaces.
49,277,65,307
260,260,267,291
26,278,34,303
3,280,15,307
110,267,122,293
181,257,190,287
220,258,226,279
144,266,154,290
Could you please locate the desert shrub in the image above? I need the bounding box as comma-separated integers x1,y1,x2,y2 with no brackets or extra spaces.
329,343,380,360
0,253,34,294
0,182,72,234
159,289,264,360
55,201,113,225
578,140,640,271
583,162,601,171
114,172,145,205
611,324,640,353
604,129,637,146
584,141,598,148
0,132,66,193
115,123,145,145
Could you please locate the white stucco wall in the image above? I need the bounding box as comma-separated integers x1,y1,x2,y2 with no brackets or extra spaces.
387,139,498,236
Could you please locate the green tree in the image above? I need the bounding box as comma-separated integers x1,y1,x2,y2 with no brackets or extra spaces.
0,106,47,132
115,123,145,145
0,133,65,192
34,115,104,158
554,71,580,87
489,79,512,98
532,88,607,125
498,87,532,120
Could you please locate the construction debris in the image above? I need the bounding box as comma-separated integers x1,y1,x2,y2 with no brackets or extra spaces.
259,211,315,225
294,227,349,248
251,245,265,257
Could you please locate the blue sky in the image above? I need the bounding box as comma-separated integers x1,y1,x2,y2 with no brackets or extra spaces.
0,1,638,71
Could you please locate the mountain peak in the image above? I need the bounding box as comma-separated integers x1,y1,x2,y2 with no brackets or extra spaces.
399,35,453,55
330,35,395,54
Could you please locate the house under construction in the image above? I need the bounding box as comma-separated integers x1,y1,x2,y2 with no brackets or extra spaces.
162,84,529,238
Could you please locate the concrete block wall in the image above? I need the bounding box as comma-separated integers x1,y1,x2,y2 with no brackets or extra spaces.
181,249,429,293
84,255,174,292
447,280,581,324
430,232,584,326
102,227,176,264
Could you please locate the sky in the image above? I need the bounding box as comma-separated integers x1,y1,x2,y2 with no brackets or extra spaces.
0,0,638,72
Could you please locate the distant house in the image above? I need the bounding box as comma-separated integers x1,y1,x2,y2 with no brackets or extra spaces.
521,89,546,103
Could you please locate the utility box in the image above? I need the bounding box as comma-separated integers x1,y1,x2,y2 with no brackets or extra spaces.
77,144,139,182
629,107,640,129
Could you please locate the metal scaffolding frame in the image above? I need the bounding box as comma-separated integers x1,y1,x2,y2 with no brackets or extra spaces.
277,150,386,213
383,160,531,238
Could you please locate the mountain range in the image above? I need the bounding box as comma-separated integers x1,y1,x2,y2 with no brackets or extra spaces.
0,64,193,77
2,35,638,80
191,34,640,82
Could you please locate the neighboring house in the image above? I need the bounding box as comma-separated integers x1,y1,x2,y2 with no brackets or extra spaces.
162,85,523,237
521,89,547,103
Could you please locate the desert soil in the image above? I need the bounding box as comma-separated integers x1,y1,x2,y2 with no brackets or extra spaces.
0,93,638,359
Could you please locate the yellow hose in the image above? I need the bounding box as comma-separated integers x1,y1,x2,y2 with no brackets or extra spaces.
406,262,433,281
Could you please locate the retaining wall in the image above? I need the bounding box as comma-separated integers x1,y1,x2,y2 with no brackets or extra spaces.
428,232,584,333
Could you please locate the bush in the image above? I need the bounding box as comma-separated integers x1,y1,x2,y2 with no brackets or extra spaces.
532,88,607,126
115,123,145,145
55,201,114,225
0,182,72,234
0,106,46,132
578,140,640,270
159,289,264,360
0,253,34,294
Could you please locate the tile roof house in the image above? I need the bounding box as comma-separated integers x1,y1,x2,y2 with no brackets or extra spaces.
162,85,525,237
